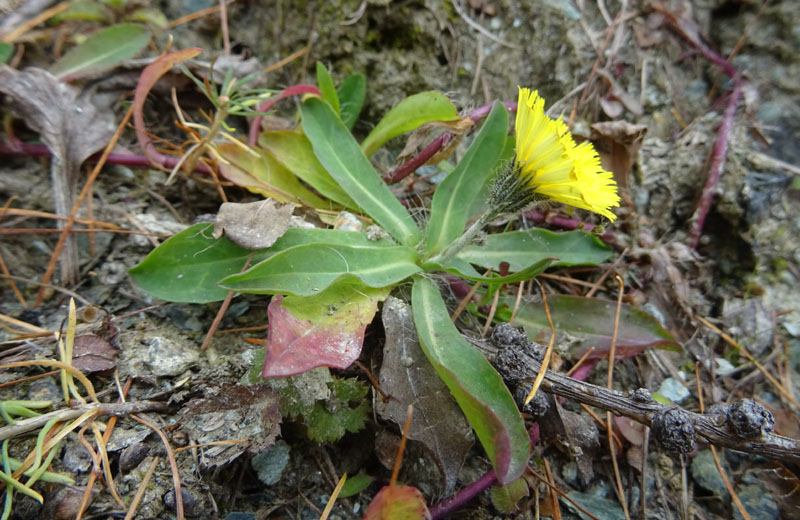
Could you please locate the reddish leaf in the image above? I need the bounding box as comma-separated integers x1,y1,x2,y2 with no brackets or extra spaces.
363,485,428,520
507,294,680,361
263,284,389,378
133,47,203,171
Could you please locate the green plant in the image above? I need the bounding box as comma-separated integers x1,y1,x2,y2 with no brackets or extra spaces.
130,61,624,484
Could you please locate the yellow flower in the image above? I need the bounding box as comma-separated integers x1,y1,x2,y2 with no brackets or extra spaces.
514,87,620,221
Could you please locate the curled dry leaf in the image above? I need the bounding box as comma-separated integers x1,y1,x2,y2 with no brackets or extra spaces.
213,199,295,250
377,297,474,493
0,66,116,284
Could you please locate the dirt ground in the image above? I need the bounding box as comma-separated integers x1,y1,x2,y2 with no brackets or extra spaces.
1,0,799,519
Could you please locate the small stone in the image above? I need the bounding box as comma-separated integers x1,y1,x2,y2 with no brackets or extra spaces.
651,407,696,453
251,440,291,486
119,443,150,472
728,399,774,438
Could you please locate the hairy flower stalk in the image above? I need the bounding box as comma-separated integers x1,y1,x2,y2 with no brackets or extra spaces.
431,87,620,264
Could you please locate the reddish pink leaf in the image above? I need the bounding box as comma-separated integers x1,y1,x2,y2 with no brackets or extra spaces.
363,485,428,520
263,287,386,377
133,48,204,172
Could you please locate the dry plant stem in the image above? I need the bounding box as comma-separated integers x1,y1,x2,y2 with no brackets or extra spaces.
543,457,562,520
319,473,347,520
34,106,133,307
201,254,253,351
390,405,414,487
527,466,600,520
697,315,800,409
382,101,516,184
451,268,492,322
124,456,159,520
524,281,556,404
508,356,800,463
695,364,752,520
606,274,630,520
168,2,222,28
77,377,133,518
219,0,231,56
428,469,497,520
131,414,183,520
0,1,70,43
0,401,167,442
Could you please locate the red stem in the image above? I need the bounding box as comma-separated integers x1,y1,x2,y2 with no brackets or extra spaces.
383,101,517,184
0,142,213,174
247,84,321,146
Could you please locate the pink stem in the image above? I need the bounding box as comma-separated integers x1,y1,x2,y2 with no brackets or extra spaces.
0,142,213,174
247,84,321,146
429,470,497,519
524,210,618,246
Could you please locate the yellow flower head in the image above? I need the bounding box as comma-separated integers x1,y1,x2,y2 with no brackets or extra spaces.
514,87,620,221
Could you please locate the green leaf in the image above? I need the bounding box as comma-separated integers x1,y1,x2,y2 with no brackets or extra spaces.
490,478,530,513
306,377,370,442
0,43,12,65
360,91,459,156
215,142,330,208
337,74,366,129
49,23,150,80
411,277,529,485
258,129,359,210
50,1,111,23
506,294,681,357
457,229,613,272
315,62,340,114
219,243,421,296
126,7,169,29
129,224,386,303
300,97,421,245
425,102,509,256
339,472,374,498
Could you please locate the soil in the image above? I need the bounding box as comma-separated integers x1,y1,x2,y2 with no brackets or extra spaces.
1,0,799,519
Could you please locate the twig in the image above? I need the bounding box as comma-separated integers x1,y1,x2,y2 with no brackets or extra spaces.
131,414,183,520
695,364,751,520
606,274,630,520
496,343,800,464
124,456,159,520
0,401,167,442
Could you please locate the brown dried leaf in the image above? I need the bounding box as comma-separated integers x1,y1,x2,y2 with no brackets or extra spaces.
377,297,474,493
213,199,294,250
0,66,116,284
591,120,648,191
178,384,281,467
72,334,118,374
